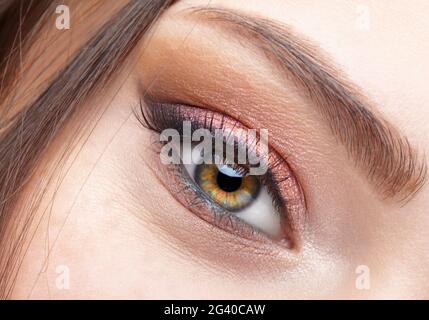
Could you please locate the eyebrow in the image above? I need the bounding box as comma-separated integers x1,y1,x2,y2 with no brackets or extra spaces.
187,7,427,203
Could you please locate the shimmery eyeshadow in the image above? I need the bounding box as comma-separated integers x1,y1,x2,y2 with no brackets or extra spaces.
138,100,306,245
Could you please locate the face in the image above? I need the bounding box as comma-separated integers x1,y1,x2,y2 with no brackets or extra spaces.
6,0,429,299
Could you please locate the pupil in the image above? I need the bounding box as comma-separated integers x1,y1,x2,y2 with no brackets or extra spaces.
216,170,243,192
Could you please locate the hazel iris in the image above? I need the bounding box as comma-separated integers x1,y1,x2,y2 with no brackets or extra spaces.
195,164,260,211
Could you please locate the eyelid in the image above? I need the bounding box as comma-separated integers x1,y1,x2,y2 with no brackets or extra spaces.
136,99,306,248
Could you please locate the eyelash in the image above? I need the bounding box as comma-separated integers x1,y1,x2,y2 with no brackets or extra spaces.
136,98,305,247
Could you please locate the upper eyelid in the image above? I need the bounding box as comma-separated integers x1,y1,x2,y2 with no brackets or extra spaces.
138,99,266,158
137,100,307,242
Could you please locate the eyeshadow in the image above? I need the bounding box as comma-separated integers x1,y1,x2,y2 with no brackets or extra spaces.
136,98,307,246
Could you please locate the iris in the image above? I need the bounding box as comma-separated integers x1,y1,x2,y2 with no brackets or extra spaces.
195,164,260,211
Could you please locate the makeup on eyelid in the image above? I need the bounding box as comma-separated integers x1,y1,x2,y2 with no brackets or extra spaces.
136,100,306,245
158,119,269,175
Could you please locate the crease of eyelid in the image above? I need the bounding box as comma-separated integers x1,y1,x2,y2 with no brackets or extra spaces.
182,6,427,204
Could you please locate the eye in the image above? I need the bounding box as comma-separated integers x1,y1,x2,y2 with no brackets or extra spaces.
137,100,306,247
182,144,284,239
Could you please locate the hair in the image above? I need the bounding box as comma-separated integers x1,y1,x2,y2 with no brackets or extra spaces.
0,0,175,299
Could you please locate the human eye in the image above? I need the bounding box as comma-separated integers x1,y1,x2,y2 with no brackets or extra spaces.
137,100,306,248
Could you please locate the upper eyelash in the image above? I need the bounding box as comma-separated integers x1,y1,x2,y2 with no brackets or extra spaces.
136,99,286,215
136,98,305,246
136,99,267,167
137,98,230,136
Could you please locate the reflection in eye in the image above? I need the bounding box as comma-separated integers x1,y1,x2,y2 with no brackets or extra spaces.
138,101,305,246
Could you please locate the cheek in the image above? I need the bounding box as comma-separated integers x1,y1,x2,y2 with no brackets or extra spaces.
7,109,236,298
10,157,255,299
8,121,183,298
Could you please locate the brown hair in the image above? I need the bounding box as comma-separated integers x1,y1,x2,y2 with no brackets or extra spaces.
0,0,175,298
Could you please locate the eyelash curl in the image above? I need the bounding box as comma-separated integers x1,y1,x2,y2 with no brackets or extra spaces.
135,98,306,248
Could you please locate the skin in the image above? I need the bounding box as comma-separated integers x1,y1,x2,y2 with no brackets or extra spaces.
7,0,429,299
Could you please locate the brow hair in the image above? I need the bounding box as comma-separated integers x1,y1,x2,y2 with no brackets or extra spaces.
0,0,175,298
191,7,427,202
